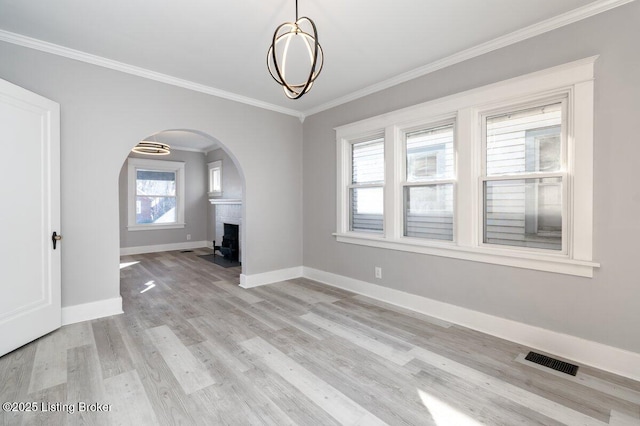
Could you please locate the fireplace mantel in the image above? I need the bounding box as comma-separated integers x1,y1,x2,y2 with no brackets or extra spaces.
209,198,242,205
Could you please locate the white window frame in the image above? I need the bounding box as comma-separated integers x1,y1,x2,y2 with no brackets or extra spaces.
479,96,568,254
400,117,457,244
127,158,186,231
348,133,385,234
335,57,599,277
208,160,222,197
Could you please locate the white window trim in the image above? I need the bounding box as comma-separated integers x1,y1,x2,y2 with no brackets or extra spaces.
208,160,222,197
349,134,385,234
478,96,568,255
399,116,457,243
335,56,599,277
127,158,186,231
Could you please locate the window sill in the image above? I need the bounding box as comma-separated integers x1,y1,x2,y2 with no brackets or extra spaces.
208,198,242,205
128,223,186,231
333,232,599,277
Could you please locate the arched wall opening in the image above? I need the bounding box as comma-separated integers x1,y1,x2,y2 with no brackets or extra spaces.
117,128,247,278
1,44,304,314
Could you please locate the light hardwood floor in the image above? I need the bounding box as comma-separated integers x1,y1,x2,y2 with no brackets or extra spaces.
1,249,639,425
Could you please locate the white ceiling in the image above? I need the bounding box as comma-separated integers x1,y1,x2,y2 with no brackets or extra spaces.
0,0,629,119
143,130,219,153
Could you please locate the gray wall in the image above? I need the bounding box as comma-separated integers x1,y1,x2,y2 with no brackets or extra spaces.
303,2,640,354
206,148,244,243
118,149,209,248
0,41,303,308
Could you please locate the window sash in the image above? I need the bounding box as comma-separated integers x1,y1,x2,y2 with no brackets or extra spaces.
405,122,455,182
334,57,597,277
349,185,384,233
135,195,178,225
210,168,221,193
347,135,385,234
481,98,568,177
135,169,177,197
480,173,568,254
403,183,454,241
208,160,222,195
351,137,384,185
401,120,457,242
479,97,568,254
127,158,185,230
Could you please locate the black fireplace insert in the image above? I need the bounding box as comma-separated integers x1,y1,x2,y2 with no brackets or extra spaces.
214,223,239,261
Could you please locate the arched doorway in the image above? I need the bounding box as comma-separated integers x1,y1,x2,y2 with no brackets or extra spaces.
117,129,247,285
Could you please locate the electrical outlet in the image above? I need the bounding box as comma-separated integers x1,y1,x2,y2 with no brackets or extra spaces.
375,266,382,279
186,234,191,241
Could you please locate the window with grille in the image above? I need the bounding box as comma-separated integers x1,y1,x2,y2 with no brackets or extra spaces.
335,57,597,277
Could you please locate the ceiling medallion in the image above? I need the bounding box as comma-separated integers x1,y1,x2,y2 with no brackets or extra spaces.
267,0,324,99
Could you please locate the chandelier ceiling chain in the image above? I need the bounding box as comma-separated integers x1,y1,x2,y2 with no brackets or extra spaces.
267,0,324,100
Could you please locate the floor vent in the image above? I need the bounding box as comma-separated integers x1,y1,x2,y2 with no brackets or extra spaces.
181,250,194,253
525,351,579,376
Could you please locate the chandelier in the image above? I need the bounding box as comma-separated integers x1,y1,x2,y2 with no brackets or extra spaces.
132,141,170,155
267,0,324,99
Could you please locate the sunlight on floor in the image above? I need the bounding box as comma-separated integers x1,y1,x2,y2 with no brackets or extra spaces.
120,261,140,269
140,280,156,293
418,389,482,426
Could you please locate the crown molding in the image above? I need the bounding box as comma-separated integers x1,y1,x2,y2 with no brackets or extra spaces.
0,29,305,120
302,0,635,117
169,144,214,154
170,144,220,155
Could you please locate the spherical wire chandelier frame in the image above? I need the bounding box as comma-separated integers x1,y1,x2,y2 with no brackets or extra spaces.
267,0,324,99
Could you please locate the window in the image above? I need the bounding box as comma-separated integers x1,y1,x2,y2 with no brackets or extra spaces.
350,136,384,233
135,170,177,224
208,160,222,197
404,123,455,241
335,57,598,277
482,101,565,252
128,158,185,230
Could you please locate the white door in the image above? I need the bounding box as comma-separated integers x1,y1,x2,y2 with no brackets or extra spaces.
0,78,61,357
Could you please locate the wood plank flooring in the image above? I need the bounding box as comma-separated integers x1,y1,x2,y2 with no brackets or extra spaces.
1,249,639,425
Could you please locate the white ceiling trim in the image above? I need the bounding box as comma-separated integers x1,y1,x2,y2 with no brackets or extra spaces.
170,145,208,154
302,0,635,117
170,144,220,154
0,0,633,122
0,29,304,121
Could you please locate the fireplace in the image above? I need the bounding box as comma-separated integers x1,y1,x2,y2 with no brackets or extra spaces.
212,202,242,262
215,223,239,261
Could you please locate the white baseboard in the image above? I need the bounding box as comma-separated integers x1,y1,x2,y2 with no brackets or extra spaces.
62,297,123,326
120,241,209,256
302,267,640,382
240,266,303,288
